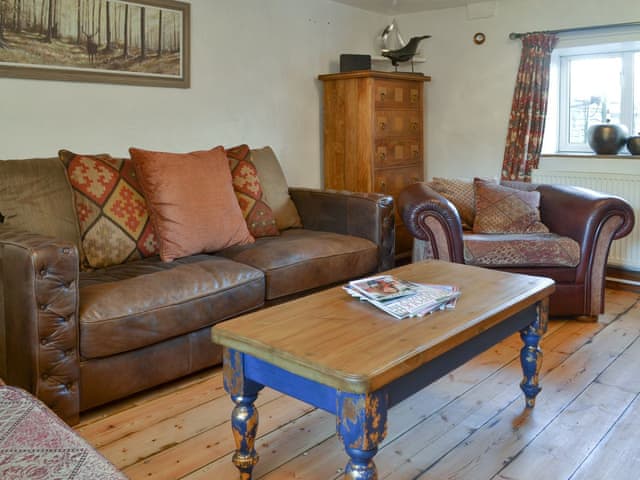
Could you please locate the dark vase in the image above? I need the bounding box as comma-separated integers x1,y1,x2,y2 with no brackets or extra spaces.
587,123,629,155
627,134,640,155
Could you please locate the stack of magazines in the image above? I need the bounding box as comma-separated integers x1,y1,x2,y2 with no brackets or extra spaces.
344,275,460,320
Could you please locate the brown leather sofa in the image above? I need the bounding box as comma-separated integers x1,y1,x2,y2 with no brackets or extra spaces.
398,180,634,319
0,157,394,425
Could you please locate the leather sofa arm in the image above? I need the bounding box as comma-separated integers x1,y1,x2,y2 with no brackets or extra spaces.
0,226,80,424
538,185,635,269
398,182,465,263
289,187,395,272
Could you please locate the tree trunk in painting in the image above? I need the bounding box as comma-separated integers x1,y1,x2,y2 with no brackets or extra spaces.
0,1,6,47
139,6,145,59
45,0,53,42
105,0,111,51
157,8,161,56
76,0,80,43
15,0,21,33
123,3,128,58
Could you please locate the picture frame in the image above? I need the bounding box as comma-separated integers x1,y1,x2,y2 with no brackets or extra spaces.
0,0,190,88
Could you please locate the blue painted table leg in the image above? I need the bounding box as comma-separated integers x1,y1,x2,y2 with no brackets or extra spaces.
337,391,388,480
222,348,264,480
519,298,549,408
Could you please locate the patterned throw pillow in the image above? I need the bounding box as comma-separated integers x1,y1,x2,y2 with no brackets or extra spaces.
472,178,549,234
59,150,158,270
428,178,477,229
226,145,279,237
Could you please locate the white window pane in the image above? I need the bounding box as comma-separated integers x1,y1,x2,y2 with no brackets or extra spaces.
635,52,640,135
568,56,622,145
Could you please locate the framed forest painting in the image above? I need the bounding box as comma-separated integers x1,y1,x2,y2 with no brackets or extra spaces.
0,0,190,87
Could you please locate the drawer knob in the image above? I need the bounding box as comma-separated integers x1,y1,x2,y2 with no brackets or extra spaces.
380,122,386,131
380,92,386,101
379,152,386,161
413,150,419,158
411,93,418,102
411,122,418,131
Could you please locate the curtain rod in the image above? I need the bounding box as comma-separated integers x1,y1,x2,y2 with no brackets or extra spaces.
509,21,640,40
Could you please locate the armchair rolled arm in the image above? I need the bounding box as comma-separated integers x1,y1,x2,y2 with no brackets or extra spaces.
398,182,465,263
289,187,395,271
0,226,80,424
538,185,635,272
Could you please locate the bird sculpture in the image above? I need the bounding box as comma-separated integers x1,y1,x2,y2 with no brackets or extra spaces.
382,35,431,72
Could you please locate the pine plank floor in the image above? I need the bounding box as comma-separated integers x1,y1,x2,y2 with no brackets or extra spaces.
75,288,640,480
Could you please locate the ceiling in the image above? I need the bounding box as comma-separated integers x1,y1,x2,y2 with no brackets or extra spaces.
331,0,492,15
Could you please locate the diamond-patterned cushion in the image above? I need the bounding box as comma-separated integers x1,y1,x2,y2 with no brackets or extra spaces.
59,150,158,270
428,177,478,229
0,385,126,479
226,145,279,237
463,233,580,267
473,178,549,234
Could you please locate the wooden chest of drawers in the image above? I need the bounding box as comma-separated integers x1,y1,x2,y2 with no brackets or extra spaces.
319,71,431,259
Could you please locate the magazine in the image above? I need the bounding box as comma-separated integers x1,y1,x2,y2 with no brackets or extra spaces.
344,275,460,320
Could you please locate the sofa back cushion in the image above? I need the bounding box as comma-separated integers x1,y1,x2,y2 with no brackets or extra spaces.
59,150,159,270
250,147,302,230
226,145,279,238
473,179,549,234
130,146,254,262
0,157,80,246
428,177,476,228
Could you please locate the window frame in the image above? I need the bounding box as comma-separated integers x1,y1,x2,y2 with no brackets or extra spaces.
551,41,639,154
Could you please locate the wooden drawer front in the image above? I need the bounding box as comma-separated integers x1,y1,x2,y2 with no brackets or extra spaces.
375,81,421,109
374,165,423,197
375,111,421,138
375,141,421,168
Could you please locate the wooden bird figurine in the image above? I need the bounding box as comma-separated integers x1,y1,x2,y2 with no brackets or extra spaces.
382,35,431,71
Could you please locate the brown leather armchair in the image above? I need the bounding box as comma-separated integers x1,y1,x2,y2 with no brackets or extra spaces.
398,181,635,318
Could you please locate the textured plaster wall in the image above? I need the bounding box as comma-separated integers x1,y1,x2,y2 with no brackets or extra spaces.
395,0,640,180
0,0,384,188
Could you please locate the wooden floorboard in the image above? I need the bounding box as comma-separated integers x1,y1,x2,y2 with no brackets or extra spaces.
76,288,640,480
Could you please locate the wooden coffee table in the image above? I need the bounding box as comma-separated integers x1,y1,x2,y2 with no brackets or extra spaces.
211,260,555,479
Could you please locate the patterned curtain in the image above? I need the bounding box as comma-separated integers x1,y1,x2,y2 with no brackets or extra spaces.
501,33,558,182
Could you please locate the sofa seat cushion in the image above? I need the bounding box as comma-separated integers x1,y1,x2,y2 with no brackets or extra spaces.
79,255,264,359
463,233,581,268
218,229,379,300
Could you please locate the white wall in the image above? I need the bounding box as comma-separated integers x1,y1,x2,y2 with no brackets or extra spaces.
0,0,384,188
396,0,640,180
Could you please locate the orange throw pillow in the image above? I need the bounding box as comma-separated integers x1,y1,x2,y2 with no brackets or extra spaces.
226,145,279,237
130,146,254,262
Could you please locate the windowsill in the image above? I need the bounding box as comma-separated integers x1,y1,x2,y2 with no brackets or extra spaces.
536,154,640,174
541,153,640,159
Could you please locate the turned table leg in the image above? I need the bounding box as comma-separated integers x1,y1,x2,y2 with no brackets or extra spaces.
223,348,264,480
519,298,549,408
337,391,388,480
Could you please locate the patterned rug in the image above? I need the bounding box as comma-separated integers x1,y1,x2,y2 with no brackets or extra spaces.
0,386,127,479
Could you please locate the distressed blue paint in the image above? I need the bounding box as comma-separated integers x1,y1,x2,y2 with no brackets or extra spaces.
386,304,538,408
231,392,260,479
243,354,338,414
519,300,549,408
337,391,387,479
219,299,549,478
222,349,264,479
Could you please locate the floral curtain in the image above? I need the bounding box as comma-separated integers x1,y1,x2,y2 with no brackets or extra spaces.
501,33,558,182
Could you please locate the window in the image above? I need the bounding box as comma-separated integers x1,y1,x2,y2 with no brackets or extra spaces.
546,42,640,153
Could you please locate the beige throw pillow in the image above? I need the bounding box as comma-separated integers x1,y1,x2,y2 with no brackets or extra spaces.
250,147,302,230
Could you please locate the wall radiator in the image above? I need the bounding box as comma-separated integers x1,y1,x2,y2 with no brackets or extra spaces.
531,169,640,271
